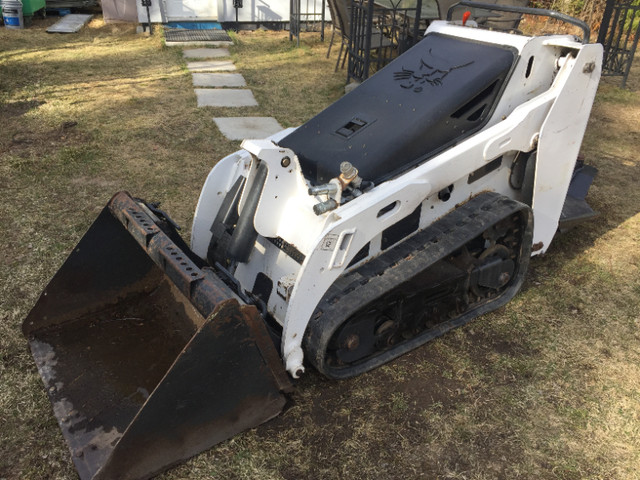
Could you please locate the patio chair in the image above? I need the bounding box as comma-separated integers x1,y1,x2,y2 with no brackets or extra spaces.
326,0,391,72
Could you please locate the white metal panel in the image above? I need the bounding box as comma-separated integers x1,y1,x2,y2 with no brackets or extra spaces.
532,44,603,254
218,0,328,23
165,0,218,20
136,0,163,23
103,0,138,23
190,128,296,259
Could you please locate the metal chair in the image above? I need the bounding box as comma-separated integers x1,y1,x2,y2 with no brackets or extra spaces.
327,0,392,73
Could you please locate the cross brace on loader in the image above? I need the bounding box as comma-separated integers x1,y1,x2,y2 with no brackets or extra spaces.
22,3,602,479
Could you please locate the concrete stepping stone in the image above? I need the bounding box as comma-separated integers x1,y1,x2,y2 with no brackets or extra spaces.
213,117,284,140
187,60,237,72
183,48,230,59
192,73,246,88
195,89,258,107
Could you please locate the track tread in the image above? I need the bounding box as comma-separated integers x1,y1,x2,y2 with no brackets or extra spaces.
304,192,533,379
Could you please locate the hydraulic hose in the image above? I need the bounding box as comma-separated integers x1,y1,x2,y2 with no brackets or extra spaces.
227,161,268,263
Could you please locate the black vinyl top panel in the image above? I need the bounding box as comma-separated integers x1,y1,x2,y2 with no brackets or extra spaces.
278,33,516,185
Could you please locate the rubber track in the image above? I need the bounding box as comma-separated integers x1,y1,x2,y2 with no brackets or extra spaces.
304,192,533,379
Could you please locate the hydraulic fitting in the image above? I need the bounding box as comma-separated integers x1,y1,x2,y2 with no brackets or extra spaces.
339,161,363,188
313,199,339,216
308,183,339,196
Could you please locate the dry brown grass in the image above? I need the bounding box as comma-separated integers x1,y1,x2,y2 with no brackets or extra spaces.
1,14,639,480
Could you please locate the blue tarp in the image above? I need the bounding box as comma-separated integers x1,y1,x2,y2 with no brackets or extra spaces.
165,21,222,30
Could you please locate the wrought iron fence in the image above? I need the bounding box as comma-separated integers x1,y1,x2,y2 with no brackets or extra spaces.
597,0,640,87
290,0,327,46
347,0,423,83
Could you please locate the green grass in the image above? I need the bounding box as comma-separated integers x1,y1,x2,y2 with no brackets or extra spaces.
1,14,640,480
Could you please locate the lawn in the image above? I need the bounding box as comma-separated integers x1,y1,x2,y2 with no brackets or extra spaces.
1,14,639,480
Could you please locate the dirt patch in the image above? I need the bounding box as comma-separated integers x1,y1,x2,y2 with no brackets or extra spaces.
464,327,538,358
394,373,463,408
2,121,87,157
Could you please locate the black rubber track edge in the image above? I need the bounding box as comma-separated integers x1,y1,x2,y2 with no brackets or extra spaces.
303,192,533,379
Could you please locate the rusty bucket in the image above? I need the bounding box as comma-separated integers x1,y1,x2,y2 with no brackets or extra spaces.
23,192,291,480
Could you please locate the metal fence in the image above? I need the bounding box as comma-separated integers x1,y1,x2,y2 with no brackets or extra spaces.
597,0,640,87
347,0,423,83
290,0,326,46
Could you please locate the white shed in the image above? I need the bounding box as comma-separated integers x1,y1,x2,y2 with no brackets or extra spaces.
136,0,328,24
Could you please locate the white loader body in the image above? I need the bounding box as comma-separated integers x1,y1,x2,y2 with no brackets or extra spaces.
191,21,602,377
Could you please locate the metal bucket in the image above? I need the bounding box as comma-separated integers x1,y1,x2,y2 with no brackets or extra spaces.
23,192,291,480
2,0,24,29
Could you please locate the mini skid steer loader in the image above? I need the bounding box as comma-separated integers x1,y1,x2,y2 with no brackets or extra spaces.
23,3,602,479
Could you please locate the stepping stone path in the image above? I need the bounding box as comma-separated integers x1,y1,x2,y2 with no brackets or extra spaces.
195,89,258,108
213,117,286,141
187,60,237,72
183,48,230,59
184,47,283,140
192,73,246,88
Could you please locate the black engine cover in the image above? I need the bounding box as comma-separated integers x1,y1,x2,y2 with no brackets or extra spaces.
278,33,515,185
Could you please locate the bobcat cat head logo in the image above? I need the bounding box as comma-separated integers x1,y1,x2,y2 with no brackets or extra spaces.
394,49,473,92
